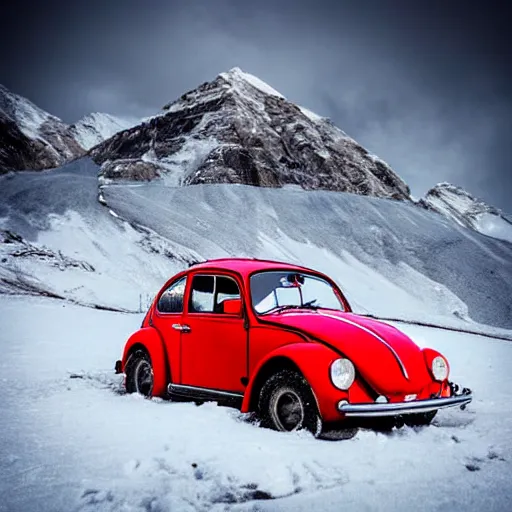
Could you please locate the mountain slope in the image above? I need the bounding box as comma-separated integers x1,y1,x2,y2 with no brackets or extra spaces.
0,159,201,310
68,112,139,151
0,84,84,171
102,177,512,330
91,68,410,200
1,157,511,332
420,183,512,244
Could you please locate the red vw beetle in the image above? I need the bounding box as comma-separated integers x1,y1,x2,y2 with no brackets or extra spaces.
115,258,472,436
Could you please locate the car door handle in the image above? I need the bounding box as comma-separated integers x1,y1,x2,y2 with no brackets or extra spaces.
172,323,191,333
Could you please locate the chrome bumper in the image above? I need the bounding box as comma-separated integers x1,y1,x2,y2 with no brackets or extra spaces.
338,392,472,418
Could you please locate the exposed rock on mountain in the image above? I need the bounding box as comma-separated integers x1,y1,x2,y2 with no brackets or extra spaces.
419,183,512,244
0,84,85,171
68,112,139,151
92,68,410,200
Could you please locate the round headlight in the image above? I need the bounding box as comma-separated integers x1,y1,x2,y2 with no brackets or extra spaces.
330,358,355,390
432,356,449,381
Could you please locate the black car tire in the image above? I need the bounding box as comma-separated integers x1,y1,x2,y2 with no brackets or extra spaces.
125,350,154,398
258,369,322,437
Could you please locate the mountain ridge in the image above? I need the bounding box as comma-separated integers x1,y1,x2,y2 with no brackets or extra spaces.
419,182,512,244
68,112,139,151
0,84,85,170
91,68,411,200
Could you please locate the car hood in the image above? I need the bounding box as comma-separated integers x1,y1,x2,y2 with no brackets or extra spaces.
263,310,433,394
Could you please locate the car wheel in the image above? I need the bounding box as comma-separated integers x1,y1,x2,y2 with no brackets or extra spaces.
258,370,322,437
404,410,437,427
125,350,154,397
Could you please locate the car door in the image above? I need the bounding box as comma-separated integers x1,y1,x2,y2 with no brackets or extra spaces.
180,272,247,393
151,275,187,383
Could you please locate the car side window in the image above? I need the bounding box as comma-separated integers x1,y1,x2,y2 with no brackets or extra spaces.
189,274,240,313
157,276,187,313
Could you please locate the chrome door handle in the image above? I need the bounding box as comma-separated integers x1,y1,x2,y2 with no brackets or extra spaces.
172,323,191,333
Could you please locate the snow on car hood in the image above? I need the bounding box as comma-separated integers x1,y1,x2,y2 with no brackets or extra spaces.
263,309,433,395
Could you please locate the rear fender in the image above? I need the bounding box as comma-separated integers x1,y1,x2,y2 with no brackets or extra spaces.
122,327,168,397
242,343,346,422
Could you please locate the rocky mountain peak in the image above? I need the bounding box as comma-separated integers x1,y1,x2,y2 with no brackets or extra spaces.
68,112,139,151
0,84,85,172
0,84,61,139
419,182,512,243
92,69,411,200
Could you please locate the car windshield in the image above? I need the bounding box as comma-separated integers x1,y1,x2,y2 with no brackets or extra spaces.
250,270,344,314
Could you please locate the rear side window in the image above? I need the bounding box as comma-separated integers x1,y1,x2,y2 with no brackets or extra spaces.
157,277,187,313
189,274,240,313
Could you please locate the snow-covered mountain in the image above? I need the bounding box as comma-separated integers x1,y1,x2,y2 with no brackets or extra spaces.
0,84,84,171
68,112,139,151
420,183,512,244
91,68,410,200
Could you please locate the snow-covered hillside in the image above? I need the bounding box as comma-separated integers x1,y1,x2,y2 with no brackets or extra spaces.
69,112,140,151
0,159,201,311
1,158,511,333
102,176,512,331
0,84,84,171
91,68,410,200
1,295,511,512
420,183,512,244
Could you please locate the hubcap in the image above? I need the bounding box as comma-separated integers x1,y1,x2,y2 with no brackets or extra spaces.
134,359,154,397
272,389,304,431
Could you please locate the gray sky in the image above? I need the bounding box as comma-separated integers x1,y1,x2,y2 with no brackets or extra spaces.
1,0,510,210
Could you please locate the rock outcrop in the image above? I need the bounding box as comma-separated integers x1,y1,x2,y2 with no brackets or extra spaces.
419,182,512,243
0,84,85,171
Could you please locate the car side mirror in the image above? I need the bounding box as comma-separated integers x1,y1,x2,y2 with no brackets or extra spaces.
222,298,242,315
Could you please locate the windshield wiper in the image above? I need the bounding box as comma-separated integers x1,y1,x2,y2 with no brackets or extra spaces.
274,300,320,314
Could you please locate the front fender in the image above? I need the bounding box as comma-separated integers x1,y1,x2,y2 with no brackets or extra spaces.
122,327,168,397
242,343,347,422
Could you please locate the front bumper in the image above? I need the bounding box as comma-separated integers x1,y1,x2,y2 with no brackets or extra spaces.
338,387,472,418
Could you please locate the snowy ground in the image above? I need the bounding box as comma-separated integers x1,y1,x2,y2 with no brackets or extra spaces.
1,295,511,512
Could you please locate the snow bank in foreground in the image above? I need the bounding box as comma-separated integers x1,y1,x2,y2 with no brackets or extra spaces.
0,296,511,512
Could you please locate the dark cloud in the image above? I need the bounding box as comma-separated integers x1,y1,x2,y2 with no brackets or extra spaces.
0,0,511,210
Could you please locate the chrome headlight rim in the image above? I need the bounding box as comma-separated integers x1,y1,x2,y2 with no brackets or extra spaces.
330,358,356,390
431,355,449,381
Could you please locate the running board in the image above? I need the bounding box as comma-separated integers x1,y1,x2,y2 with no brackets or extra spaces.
167,383,243,408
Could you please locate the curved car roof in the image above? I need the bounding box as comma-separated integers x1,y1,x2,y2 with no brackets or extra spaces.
189,258,317,276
